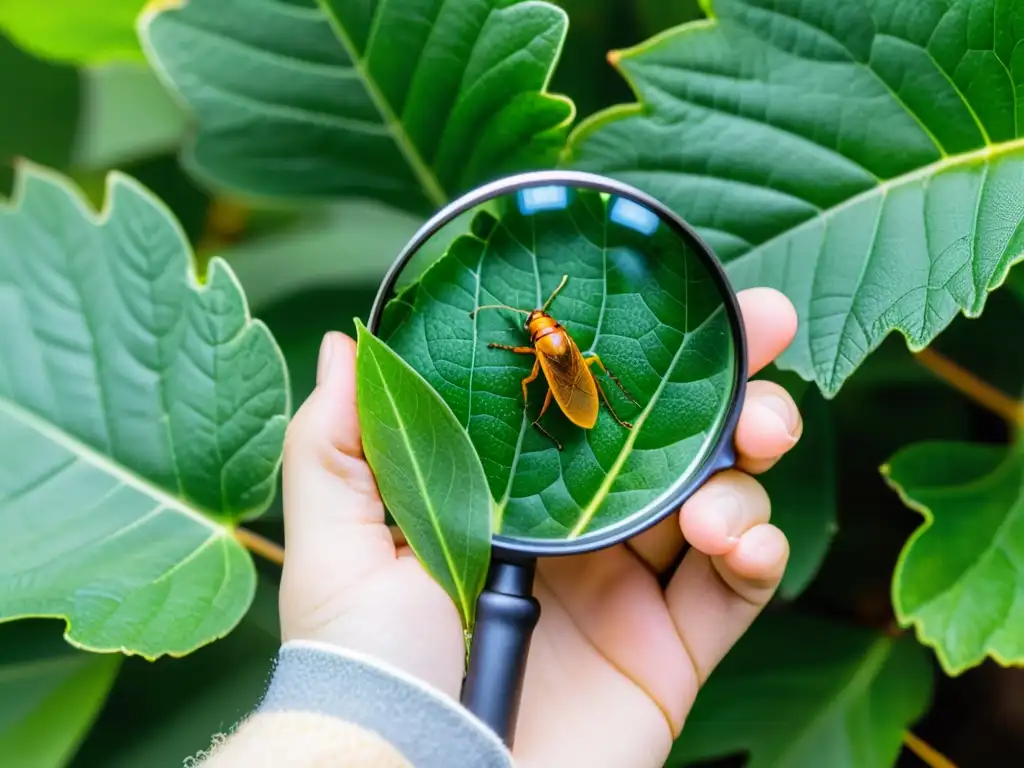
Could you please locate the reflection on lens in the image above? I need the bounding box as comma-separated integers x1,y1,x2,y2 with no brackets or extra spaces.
379,181,739,545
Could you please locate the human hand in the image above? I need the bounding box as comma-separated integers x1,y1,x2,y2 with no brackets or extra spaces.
278,287,801,767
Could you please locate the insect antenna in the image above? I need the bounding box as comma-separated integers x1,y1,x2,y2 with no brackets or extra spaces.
541,274,569,312
468,304,531,319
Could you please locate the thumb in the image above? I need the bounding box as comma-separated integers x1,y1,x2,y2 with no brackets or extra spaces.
279,332,395,634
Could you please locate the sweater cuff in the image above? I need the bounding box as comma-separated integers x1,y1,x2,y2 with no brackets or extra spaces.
257,640,513,768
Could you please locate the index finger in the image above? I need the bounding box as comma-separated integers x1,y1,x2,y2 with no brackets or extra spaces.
737,288,798,378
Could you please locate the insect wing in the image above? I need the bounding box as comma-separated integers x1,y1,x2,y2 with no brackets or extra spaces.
538,333,599,428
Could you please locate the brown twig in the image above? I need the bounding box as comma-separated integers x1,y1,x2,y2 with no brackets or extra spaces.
914,348,1024,426
904,730,958,768
234,527,284,566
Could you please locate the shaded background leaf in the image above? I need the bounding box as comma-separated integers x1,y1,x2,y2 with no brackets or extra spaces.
0,621,120,768
0,34,79,175
0,30,188,196
73,62,188,172
666,613,933,768
567,0,1024,397
761,387,837,600
549,0,703,121
225,201,422,310
0,165,289,657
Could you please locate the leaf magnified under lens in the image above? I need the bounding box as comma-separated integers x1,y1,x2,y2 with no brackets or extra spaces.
381,186,740,541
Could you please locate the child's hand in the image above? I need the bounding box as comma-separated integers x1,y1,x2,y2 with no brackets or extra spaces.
279,287,801,768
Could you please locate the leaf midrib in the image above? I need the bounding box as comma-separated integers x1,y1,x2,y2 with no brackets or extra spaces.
317,0,447,208
366,342,471,619
0,396,224,535
567,308,724,539
729,136,1024,275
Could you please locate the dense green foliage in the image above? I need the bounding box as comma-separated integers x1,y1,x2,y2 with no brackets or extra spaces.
1,0,1022,765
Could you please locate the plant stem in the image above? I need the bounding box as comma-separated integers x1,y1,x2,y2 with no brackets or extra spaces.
235,527,284,566
904,730,958,768
914,348,1023,425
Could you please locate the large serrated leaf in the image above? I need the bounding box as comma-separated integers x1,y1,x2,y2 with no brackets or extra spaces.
140,0,575,212
666,614,933,768
355,322,491,626
567,0,1024,396
882,440,1024,674
381,187,737,540
0,164,289,658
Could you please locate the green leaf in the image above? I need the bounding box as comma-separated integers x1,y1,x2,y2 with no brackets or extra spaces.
75,575,280,767
1005,262,1024,308
225,201,423,311
0,0,144,65
634,0,703,37
0,33,79,170
882,440,1024,674
355,321,491,626
140,0,575,212
567,0,1024,397
667,613,933,768
380,188,738,540
761,387,837,599
0,621,121,768
0,34,187,181
0,163,290,658
256,284,380,411
73,63,189,171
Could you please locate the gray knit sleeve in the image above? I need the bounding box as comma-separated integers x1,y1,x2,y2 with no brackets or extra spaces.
256,640,513,768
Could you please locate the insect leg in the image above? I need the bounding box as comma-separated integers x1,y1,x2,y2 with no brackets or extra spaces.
488,343,536,354
593,376,634,430
520,356,542,404
585,354,640,406
531,388,563,451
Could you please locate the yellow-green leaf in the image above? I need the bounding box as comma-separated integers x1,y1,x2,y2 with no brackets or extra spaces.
0,1,145,65
883,440,1024,674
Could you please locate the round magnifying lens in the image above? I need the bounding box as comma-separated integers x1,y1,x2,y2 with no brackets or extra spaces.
367,170,746,743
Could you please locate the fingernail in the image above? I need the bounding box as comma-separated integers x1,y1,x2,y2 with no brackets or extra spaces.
317,333,335,386
759,395,799,442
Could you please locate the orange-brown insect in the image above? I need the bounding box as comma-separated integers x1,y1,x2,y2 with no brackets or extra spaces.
469,275,639,450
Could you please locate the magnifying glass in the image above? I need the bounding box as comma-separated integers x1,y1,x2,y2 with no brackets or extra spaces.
367,170,747,745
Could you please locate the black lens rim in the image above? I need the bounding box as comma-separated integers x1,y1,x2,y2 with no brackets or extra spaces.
367,170,747,557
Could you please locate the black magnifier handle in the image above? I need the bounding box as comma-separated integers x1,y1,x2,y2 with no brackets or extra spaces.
461,557,541,745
